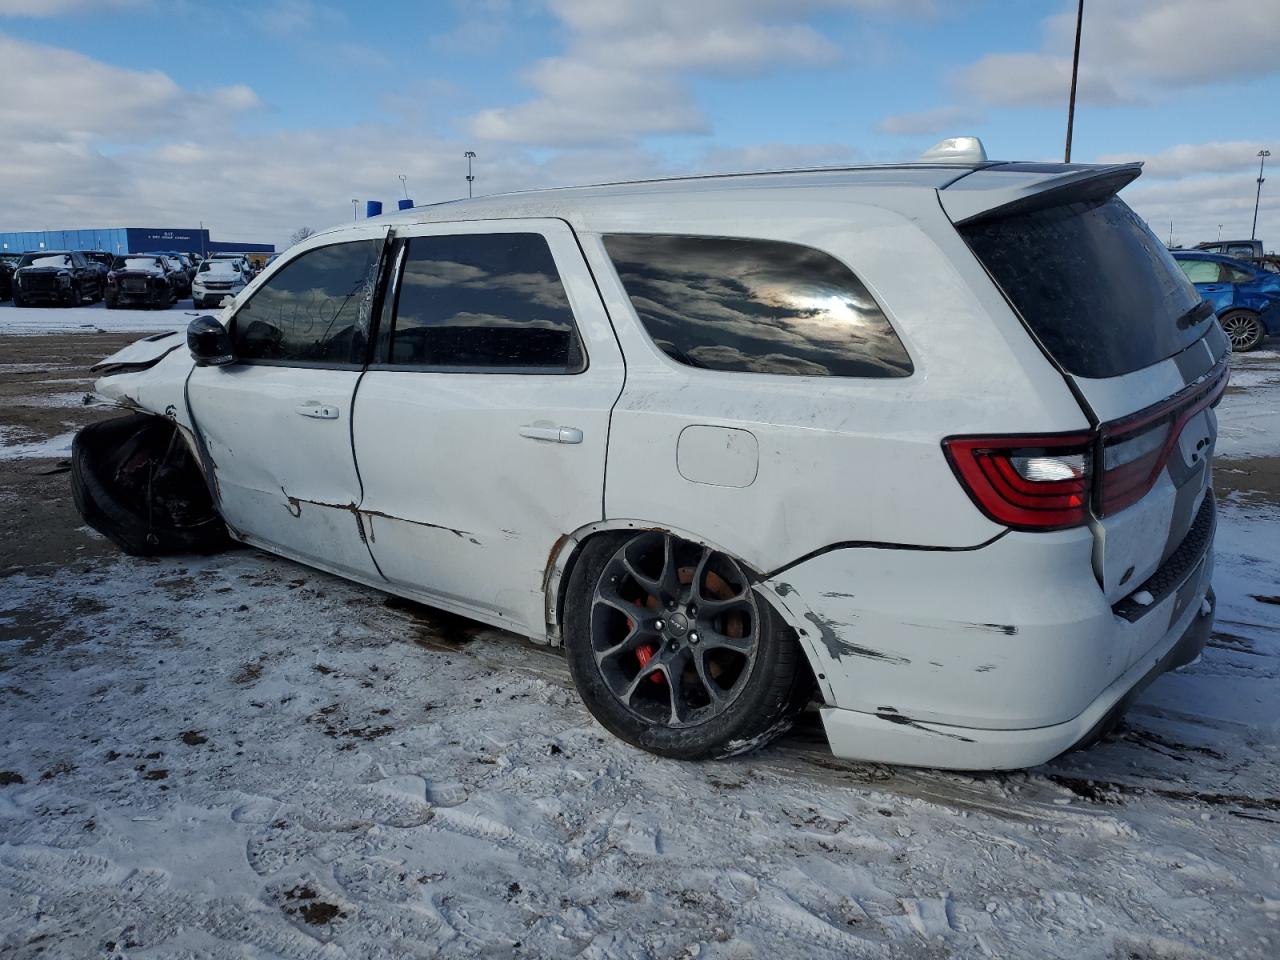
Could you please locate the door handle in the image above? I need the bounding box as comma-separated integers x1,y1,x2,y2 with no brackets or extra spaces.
519,424,583,444
295,403,340,420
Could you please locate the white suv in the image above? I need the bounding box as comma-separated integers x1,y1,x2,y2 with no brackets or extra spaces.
75,142,1224,770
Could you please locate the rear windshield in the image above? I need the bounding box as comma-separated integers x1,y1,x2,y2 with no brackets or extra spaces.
960,196,1207,379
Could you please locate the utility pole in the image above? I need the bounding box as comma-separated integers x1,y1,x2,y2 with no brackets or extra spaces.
465,151,477,198
1217,224,1223,242
1252,149,1270,241
1064,0,1084,162
351,199,359,222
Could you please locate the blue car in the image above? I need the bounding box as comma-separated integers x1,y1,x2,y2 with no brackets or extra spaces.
1173,250,1280,351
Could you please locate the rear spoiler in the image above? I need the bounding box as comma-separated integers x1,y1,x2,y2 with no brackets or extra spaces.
940,162,1144,226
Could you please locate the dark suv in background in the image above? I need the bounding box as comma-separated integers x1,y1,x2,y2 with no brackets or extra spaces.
11,250,104,307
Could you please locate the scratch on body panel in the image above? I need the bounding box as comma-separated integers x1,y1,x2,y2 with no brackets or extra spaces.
278,487,478,544
802,612,909,664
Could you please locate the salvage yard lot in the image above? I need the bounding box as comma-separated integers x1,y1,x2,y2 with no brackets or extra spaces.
1,306,1278,958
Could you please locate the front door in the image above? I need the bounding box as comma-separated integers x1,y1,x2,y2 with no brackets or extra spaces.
187,227,388,580
352,219,625,635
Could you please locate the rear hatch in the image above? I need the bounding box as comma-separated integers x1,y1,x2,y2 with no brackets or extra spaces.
944,167,1226,652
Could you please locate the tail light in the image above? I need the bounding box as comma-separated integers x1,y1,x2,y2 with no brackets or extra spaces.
945,362,1228,531
944,433,1093,531
1096,363,1228,517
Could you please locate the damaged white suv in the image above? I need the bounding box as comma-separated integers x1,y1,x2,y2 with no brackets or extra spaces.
76,140,1225,770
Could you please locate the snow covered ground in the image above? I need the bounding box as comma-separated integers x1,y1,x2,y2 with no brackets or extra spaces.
1217,347,1280,460
0,325,1278,958
0,510,1277,959
0,300,195,337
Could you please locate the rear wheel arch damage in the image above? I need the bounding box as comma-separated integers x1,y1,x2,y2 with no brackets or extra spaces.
549,524,820,758
72,413,234,557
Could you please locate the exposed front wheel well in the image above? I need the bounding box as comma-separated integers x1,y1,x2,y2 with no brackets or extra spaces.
72,413,233,557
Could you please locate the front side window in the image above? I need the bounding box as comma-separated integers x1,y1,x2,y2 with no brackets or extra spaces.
603,234,912,378
384,233,584,372
231,239,382,365
1178,259,1221,283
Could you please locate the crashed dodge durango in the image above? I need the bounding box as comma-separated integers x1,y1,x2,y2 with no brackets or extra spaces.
74,140,1225,770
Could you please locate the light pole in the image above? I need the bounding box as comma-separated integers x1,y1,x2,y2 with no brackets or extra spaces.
1063,0,1084,162
1217,224,1223,242
352,199,359,222
1252,149,1270,241
399,174,409,200
465,151,476,198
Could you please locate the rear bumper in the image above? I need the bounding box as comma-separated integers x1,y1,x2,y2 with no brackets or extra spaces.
818,585,1212,770
764,498,1216,770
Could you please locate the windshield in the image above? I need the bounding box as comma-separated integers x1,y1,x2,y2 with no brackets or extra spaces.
19,254,71,268
960,196,1208,379
200,261,241,276
113,257,163,271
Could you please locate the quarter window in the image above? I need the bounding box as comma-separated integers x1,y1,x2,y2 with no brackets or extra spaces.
232,239,383,365
603,234,912,378
385,233,584,372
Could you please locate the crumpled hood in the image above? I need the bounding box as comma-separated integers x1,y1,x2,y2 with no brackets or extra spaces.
91,330,184,375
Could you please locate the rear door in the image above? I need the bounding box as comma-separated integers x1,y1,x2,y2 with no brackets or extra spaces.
187,228,388,580
352,219,625,636
955,187,1226,664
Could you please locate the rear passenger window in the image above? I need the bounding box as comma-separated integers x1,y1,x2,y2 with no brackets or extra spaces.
1178,259,1220,283
603,235,912,378
233,239,382,365
385,233,584,373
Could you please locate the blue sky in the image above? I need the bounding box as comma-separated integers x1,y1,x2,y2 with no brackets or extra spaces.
1,0,1276,247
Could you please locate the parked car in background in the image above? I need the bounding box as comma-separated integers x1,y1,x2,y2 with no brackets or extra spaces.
191,257,250,308
0,252,21,301
105,255,178,310
161,255,193,299
11,250,104,306
81,250,114,286
1195,239,1280,275
1173,250,1280,351
76,145,1224,770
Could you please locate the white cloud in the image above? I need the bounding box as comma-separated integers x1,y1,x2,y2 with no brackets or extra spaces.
875,105,984,136
0,0,142,14
467,0,923,146
0,34,257,145
957,0,1280,108
1099,142,1279,251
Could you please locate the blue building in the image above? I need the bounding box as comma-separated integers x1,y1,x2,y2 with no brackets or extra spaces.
0,226,273,257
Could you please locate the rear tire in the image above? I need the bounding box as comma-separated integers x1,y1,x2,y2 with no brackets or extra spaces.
72,414,233,557
1220,310,1265,352
563,531,805,760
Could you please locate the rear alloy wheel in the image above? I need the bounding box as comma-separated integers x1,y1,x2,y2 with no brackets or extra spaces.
564,531,806,760
1220,310,1265,352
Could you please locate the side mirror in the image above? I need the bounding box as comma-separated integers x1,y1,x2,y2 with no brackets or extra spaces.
187,315,234,367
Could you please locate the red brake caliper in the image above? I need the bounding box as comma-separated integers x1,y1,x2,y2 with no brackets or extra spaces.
628,610,665,685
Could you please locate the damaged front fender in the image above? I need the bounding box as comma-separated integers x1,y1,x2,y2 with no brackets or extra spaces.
93,330,197,431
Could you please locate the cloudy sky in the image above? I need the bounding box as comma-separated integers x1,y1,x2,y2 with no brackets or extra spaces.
1,0,1277,249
